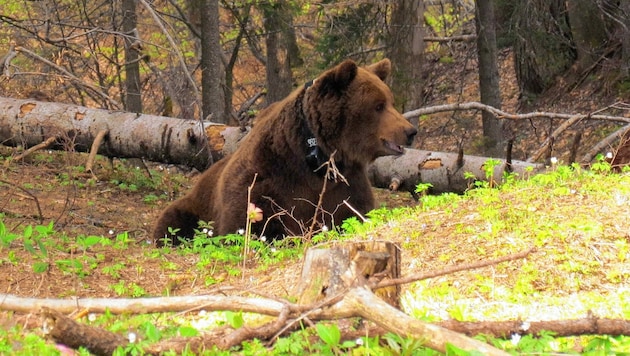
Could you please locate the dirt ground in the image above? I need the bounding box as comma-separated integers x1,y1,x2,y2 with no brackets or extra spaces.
0,151,418,301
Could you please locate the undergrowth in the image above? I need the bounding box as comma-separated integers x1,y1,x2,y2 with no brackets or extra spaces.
1,159,630,354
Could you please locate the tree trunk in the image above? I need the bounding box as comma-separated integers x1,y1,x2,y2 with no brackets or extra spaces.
621,1,630,77
475,0,503,157
0,97,544,193
121,0,142,113
262,1,294,105
199,0,226,123
386,0,425,117
566,0,608,72
512,0,575,96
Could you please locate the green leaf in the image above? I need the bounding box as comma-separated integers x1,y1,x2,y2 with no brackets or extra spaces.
23,225,33,239
33,261,49,273
225,311,244,329
143,322,161,342
316,323,340,347
23,240,36,255
177,326,199,337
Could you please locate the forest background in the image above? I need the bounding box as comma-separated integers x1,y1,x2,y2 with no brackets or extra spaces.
2,0,630,165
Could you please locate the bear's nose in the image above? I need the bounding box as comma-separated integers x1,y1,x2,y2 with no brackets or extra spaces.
405,127,418,146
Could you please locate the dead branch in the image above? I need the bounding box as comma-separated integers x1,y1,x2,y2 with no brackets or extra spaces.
0,293,287,315
403,101,630,124
438,315,630,338
328,286,510,356
137,0,200,104
375,247,535,289
0,178,44,223
527,115,583,163
14,47,121,109
424,34,476,43
85,129,109,176
6,135,58,165
41,307,129,356
580,123,630,163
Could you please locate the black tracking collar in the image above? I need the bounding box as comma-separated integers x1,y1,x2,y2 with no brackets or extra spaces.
300,80,332,174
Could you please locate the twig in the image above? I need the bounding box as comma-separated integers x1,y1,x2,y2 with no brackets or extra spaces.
580,123,630,163
6,136,58,166
375,247,535,289
527,114,583,162
403,101,630,124
0,179,44,223
137,0,200,102
342,199,368,223
14,47,121,109
85,130,109,178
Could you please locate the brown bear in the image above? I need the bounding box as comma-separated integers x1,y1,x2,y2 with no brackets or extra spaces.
152,58,417,245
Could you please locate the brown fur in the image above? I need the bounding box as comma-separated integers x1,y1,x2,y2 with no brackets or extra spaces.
152,59,417,245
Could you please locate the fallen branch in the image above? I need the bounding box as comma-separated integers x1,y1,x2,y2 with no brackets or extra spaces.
85,129,109,176
580,123,630,164
375,247,535,289
0,293,286,315
0,178,44,223
403,101,630,124
42,307,129,356
6,135,58,166
439,315,630,338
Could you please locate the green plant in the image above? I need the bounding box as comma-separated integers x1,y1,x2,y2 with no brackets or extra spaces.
315,323,356,355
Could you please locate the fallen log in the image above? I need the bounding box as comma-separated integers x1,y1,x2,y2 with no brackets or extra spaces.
0,97,544,195
0,96,247,172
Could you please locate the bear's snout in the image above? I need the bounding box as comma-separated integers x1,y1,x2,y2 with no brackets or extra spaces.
405,126,418,146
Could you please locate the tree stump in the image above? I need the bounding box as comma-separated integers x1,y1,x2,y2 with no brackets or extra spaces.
295,241,401,308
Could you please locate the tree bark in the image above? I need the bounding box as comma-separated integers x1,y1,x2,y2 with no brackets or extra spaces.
475,0,503,157
386,0,425,116
296,242,401,308
0,97,246,171
566,0,608,72
621,1,630,77
199,0,226,123
512,0,575,95
121,0,142,114
262,1,294,105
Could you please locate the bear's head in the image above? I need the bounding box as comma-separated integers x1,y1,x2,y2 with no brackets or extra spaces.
303,59,417,166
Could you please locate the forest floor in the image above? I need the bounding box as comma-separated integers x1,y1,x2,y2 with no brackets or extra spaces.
0,48,629,349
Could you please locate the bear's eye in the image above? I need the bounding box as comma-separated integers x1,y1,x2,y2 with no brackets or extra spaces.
375,103,385,112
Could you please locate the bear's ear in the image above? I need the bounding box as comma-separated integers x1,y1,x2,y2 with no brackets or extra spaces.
366,58,391,82
318,59,358,94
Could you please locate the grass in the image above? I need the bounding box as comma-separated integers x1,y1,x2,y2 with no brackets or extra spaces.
1,158,630,354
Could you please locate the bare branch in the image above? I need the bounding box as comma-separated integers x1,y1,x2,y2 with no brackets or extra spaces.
13,46,121,109
403,101,630,124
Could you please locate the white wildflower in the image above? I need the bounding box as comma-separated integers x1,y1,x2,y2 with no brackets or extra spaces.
355,338,364,346
128,331,137,343
88,313,97,322
108,229,115,235
260,235,267,242
322,225,329,232
606,152,613,159
237,228,245,235
550,157,558,165
510,333,521,346
520,321,530,331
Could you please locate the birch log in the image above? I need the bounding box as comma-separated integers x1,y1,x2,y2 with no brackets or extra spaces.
0,97,544,193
